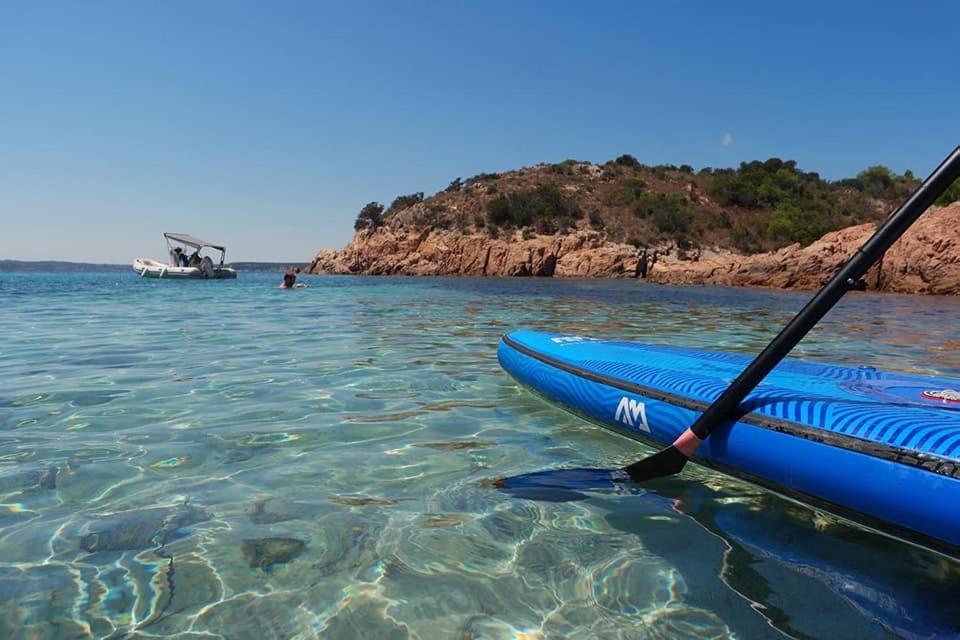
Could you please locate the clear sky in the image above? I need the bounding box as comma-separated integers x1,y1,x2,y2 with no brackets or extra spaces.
2,1,958,263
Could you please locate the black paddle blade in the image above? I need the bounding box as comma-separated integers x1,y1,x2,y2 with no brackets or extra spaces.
624,446,689,482
490,467,628,502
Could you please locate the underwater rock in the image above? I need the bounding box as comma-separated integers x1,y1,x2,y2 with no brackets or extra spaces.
328,496,397,507
248,498,300,524
223,450,253,464
419,514,473,529
37,465,59,490
0,464,62,494
241,537,306,571
79,504,209,553
414,440,497,451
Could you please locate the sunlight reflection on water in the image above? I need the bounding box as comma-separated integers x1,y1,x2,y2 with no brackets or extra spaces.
0,272,958,638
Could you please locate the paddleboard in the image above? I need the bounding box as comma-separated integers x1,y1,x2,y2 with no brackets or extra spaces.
498,329,960,558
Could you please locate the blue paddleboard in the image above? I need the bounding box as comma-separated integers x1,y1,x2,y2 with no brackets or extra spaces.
498,330,960,558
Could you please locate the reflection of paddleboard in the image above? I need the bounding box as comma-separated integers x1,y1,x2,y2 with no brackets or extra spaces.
710,504,960,640
497,330,960,558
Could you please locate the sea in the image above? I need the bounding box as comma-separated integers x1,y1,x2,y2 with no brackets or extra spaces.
1,271,958,639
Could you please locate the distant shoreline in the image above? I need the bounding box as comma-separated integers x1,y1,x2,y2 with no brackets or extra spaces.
0,260,307,273
0,260,127,273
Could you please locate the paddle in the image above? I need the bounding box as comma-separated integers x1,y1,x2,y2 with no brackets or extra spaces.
625,145,960,482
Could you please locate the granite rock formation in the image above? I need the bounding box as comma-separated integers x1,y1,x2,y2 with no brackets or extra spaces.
308,203,959,295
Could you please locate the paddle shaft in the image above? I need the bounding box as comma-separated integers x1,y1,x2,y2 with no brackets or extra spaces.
688,146,960,440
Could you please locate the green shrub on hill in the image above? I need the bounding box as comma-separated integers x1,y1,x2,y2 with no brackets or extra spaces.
857,166,894,197
350,154,928,253
551,159,579,175
710,158,811,209
486,198,511,226
633,192,694,236
651,207,693,235
702,158,917,249
603,176,694,238
604,177,648,206
468,172,500,183
765,205,831,246
857,166,908,199
386,192,424,215
835,166,915,201
936,178,960,205
653,163,678,173
354,202,385,231
485,184,582,233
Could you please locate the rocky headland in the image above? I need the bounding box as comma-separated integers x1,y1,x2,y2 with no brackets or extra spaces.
644,202,960,295
308,158,960,295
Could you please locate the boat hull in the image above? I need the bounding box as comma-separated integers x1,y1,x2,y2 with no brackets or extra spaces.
132,258,237,279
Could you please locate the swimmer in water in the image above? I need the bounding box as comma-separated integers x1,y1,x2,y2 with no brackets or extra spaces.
280,269,307,288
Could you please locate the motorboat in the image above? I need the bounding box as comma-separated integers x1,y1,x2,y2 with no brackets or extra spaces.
133,233,238,279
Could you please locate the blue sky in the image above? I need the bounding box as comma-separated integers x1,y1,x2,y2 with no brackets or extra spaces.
1,1,957,262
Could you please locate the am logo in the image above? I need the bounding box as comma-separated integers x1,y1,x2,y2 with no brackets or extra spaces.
549,335,599,345
614,396,650,431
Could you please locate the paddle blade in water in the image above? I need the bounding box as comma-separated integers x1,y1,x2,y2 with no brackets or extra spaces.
624,446,688,482
491,467,627,502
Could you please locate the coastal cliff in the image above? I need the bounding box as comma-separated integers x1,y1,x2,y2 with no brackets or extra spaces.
308,158,960,294
309,227,643,278
645,202,960,295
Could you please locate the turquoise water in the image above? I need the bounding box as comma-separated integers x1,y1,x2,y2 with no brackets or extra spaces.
1,272,958,639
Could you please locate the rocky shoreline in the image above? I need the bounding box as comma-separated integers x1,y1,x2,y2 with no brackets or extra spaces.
308,202,960,295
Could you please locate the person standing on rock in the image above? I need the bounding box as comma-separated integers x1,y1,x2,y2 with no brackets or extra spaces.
637,248,649,278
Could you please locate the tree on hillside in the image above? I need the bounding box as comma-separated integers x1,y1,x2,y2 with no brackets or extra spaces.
354,202,385,231
856,165,896,199
386,192,424,215
614,154,640,167
710,158,811,209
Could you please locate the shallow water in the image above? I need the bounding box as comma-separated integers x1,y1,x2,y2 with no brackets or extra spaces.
1,272,958,639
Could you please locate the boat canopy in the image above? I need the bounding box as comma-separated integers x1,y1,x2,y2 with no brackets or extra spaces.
164,233,226,251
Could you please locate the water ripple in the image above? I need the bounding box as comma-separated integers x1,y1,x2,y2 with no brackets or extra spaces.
0,272,957,637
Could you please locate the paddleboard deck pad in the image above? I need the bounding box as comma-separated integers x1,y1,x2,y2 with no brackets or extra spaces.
498,330,960,558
